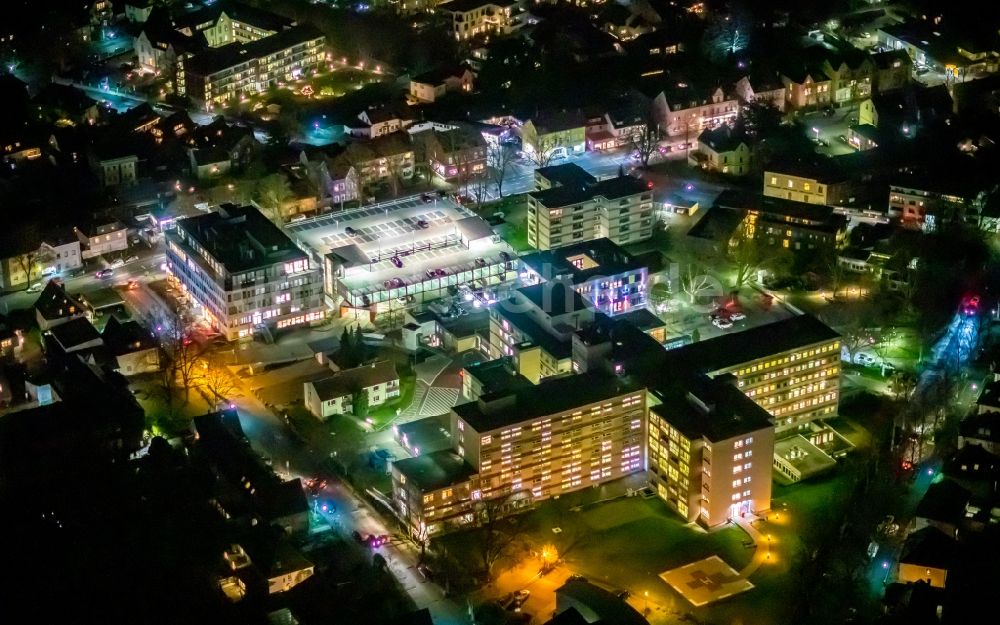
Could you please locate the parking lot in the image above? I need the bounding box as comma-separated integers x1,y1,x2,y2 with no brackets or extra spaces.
657,288,798,343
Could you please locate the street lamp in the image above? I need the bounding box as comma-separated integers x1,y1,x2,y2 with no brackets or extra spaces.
812,127,820,142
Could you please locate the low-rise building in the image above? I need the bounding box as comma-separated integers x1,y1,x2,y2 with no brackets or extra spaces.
409,67,474,103
47,317,103,355
518,238,647,317
186,118,258,179
763,159,854,205
413,125,487,182
871,50,912,93
690,126,751,176
527,171,654,249
716,190,849,252
438,0,526,42
960,408,1000,455
34,280,89,331
897,527,957,589
733,73,786,112
74,220,128,260
585,108,648,152
349,106,414,139
328,133,416,190
101,317,161,376
165,204,325,340
519,112,587,162
641,83,739,139
648,375,775,527
303,360,400,418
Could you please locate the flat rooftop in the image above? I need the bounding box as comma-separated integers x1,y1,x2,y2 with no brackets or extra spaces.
651,376,773,443
392,450,477,492
663,314,840,374
529,175,649,208
454,371,641,433
394,414,453,455
519,237,645,284
286,195,515,301
464,358,534,396
774,434,837,478
174,204,307,274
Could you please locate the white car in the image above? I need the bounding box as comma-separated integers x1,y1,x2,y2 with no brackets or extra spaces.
853,353,877,366
26,282,44,293
110,258,125,269
729,311,746,322
712,318,733,330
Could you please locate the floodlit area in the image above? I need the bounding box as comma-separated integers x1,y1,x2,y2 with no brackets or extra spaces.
286,195,517,311
660,556,754,607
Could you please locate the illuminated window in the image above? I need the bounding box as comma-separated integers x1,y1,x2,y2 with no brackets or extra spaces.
481,435,492,445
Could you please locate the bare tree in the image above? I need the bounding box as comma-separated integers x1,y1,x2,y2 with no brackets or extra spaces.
528,135,565,168
728,231,789,291
680,264,717,304
475,494,526,579
14,246,54,290
488,142,518,199
198,356,239,404
628,121,660,168
254,173,293,226
160,323,204,403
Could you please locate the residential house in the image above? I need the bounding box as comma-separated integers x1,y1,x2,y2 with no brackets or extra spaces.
124,0,153,23
413,125,487,181
34,280,89,331
627,28,685,58
32,83,100,126
46,317,103,355
186,118,258,179
780,64,833,110
519,112,587,161
871,50,913,93
349,106,414,139
733,73,787,112
303,360,400,418
304,150,360,206
690,126,751,176
897,527,957,589
824,54,875,105
409,67,474,103
638,82,739,139
101,316,160,375
74,220,128,260
438,0,526,42
329,133,416,190
888,174,983,229
859,85,954,136
0,314,22,360
913,478,970,539
960,408,1000,455
600,2,658,41
39,229,83,276
134,21,208,82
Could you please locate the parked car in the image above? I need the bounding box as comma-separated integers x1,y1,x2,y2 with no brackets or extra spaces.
474,257,486,266
110,258,125,269
499,251,511,262
416,219,429,229
26,282,43,293
345,226,359,236
729,311,746,322
391,256,403,268
712,317,733,329
125,255,138,264
853,352,877,366
420,193,434,203
96,268,114,279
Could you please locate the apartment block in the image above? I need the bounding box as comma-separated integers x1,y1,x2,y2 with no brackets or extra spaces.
490,282,596,383
715,190,849,253
527,170,654,250
165,204,325,341
663,315,841,431
180,25,325,108
648,375,775,527
763,160,854,205
519,238,647,317
640,84,739,138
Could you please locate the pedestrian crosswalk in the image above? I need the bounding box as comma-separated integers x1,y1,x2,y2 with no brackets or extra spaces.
419,387,459,417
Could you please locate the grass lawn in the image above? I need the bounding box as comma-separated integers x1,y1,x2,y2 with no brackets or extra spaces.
501,223,532,252
367,374,416,428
